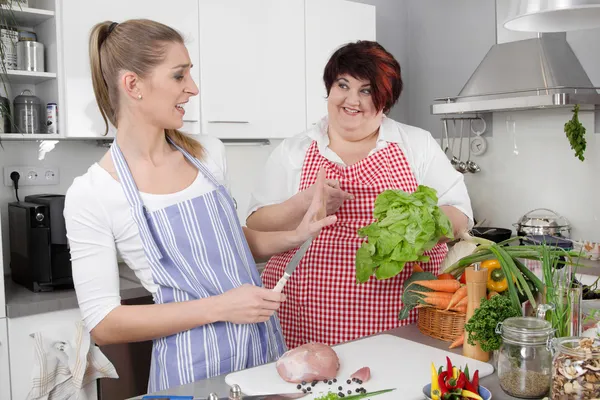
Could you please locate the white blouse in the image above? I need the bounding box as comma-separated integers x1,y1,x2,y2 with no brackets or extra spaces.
247,116,474,226
63,135,229,332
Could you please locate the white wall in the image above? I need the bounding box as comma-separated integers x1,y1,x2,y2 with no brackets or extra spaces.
405,0,497,138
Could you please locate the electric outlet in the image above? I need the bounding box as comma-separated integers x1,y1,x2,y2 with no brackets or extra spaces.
4,166,59,187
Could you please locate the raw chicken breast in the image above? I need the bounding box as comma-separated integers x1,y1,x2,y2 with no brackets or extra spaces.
351,366,371,382
276,343,340,383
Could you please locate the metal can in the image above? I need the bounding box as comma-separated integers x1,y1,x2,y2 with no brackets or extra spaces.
46,103,57,134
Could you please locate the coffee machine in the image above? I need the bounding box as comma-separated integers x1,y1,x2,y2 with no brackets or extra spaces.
8,194,73,292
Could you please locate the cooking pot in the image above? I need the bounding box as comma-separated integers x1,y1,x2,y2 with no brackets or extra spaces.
514,208,571,238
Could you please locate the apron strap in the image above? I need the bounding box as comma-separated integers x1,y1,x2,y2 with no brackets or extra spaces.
110,141,163,263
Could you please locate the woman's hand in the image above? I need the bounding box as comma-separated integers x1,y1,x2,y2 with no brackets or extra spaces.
217,284,286,324
294,168,338,244
302,177,353,216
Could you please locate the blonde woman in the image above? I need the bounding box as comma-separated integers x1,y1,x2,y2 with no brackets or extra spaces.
63,19,335,392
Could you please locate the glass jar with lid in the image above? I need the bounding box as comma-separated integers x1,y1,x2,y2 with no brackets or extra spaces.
496,316,555,398
551,337,600,399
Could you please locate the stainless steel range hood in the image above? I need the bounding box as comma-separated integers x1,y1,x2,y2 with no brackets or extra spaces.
431,33,600,115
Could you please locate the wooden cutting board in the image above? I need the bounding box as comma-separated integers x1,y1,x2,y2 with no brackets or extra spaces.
225,334,495,399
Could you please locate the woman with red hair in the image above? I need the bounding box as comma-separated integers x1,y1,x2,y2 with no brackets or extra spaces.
246,41,473,349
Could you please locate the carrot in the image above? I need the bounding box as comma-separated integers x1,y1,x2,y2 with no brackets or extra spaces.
412,263,424,273
449,333,464,349
412,291,453,300
445,285,468,310
451,304,467,314
421,296,452,309
408,279,461,293
449,297,468,312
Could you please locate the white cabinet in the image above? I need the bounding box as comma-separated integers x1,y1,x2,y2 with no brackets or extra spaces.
198,0,306,139
0,318,10,400
305,0,376,126
59,0,201,137
8,309,97,400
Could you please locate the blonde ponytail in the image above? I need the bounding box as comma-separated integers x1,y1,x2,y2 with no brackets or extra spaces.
166,129,204,159
89,21,115,135
87,19,204,158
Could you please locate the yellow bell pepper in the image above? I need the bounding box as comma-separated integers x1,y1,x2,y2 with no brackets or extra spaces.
462,389,483,400
430,362,440,400
484,259,508,292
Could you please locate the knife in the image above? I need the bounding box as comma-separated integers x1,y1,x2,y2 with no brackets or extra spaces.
272,238,313,293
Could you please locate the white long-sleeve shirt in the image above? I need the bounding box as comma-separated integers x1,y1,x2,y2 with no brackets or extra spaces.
63,135,228,331
247,115,474,226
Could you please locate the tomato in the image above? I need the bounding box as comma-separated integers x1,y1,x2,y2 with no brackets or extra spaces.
437,273,456,280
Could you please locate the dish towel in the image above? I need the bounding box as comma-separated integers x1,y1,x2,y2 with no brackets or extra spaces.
27,320,119,400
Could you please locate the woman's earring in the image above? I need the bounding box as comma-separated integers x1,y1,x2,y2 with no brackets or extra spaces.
137,94,142,100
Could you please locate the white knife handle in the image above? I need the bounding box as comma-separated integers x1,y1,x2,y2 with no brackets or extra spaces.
273,273,290,293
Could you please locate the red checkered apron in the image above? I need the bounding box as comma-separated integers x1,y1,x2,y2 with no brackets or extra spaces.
262,140,449,349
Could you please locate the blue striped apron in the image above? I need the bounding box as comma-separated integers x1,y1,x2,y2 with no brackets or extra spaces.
110,138,286,392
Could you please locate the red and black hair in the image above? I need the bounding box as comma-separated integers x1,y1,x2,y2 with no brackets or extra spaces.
323,41,402,114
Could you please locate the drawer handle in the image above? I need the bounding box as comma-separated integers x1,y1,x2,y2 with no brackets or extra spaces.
207,120,249,124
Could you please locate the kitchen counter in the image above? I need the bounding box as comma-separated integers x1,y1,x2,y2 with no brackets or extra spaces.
4,274,150,318
129,324,524,400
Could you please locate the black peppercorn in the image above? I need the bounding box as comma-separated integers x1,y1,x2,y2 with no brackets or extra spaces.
307,387,311,392
338,386,343,391
347,390,352,394
333,378,337,382
328,380,332,385
301,381,306,385
338,393,345,397
302,388,307,393
347,379,351,384
323,379,328,383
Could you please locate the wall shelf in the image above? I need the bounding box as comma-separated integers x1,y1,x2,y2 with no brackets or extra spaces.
0,70,56,85
0,5,55,26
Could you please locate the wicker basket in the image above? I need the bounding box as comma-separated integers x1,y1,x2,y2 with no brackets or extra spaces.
417,307,466,342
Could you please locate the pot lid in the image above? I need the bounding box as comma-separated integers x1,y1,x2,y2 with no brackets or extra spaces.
516,208,570,228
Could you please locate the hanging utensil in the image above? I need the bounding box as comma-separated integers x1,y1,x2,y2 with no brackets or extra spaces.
450,120,460,167
442,119,450,155
466,120,481,173
456,119,468,173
